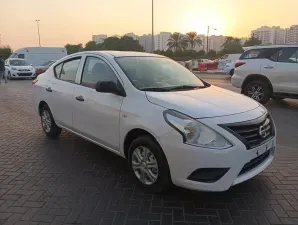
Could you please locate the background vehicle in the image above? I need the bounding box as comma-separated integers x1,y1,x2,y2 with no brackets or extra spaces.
218,54,241,70
33,51,276,192
224,62,235,75
9,47,67,66
35,60,57,76
231,45,298,103
5,59,36,79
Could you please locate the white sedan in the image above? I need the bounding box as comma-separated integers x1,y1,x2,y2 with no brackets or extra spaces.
33,51,276,192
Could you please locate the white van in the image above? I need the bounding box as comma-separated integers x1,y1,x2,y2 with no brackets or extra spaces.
9,47,67,67
218,53,241,70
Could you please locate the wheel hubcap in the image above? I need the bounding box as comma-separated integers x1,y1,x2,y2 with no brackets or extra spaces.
41,110,51,132
247,85,264,101
131,146,158,185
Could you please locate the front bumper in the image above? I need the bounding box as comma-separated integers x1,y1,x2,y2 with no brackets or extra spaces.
10,70,35,78
231,73,243,88
159,111,276,192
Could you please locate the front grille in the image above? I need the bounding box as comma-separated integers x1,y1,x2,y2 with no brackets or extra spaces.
18,69,30,72
223,115,274,149
17,73,32,77
239,150,270,176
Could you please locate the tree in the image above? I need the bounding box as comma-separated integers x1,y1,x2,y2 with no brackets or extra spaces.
84,41,99,51
219,37,243,55
65,44,83,54
206,50,217,58
0,46,13,59
243,37,262,47
167,33,188,52
102,36,143,51
186,32,202,49
196,50,205,57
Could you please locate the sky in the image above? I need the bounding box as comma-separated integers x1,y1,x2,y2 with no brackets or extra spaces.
0,0,297,49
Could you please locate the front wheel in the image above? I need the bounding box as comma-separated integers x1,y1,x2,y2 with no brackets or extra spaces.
229,69,234,76
40,105,62,138
128,136,171,192
8,72,11,80
243,80,271,104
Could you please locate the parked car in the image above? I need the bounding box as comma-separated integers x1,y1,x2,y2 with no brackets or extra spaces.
35,60,57,76
9,47,67,67
5,58,36,79
224,62,235,75
218,54,241,70
33,51,276,192
231,45,298,104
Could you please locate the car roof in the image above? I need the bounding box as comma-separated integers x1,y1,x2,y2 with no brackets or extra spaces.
73,51,162,58
243,44,298,51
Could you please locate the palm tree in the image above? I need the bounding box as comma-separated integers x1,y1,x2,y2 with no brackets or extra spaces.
186,31,202,50
167,33,188,52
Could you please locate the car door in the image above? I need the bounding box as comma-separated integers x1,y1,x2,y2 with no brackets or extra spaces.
46,56,83,129
72,56,124,152
266,48,298,94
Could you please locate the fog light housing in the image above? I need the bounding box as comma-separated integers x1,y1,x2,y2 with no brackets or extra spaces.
187,168,229,183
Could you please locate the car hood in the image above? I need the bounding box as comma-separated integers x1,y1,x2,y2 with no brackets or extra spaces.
12,66,33,70
146,85,260,118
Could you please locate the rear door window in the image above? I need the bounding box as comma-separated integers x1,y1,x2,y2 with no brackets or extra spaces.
240,49,265,59
54,57,81,83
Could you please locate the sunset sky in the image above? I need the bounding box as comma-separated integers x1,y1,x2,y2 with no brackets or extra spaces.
1,0,297,49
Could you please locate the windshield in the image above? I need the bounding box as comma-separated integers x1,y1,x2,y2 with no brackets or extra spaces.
9,59,29,66
115,57,205,91
41,61,55,66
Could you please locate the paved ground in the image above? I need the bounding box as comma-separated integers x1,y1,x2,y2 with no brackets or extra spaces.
1,78,298,225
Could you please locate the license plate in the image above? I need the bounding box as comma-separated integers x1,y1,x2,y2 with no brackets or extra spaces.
252,139,274,159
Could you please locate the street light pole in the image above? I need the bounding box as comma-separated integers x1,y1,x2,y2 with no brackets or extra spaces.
151,0,155,53
35,20,41,47
206,26,217,53
206,26,209,53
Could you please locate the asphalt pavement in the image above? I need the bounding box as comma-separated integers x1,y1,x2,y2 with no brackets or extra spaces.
0,78,298,225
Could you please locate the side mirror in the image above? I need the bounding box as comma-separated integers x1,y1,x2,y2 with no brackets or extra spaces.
95,81,126,97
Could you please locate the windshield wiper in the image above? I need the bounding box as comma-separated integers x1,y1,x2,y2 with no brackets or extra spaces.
140,87,172,92
167,85,205,91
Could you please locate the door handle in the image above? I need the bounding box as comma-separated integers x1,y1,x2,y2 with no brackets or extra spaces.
75,95,84,102
264,65,274,69
46,87,52,92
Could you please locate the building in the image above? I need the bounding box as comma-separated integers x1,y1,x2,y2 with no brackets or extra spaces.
92,34,107,44
208,35,225,52
271,26,286,44
139,34,153,52
154,32,172,51
251,26,272,44
124,33,138,40
286,25,298,44
251,26,286,44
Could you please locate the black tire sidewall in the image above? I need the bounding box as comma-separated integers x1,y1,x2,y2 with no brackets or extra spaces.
128,136,171,192
244,80,271,104
229,69,234,76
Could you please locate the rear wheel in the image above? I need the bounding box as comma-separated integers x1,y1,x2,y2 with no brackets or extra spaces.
40,105,62,138
128,136,171,192
229,69,234,76
243,80,271,104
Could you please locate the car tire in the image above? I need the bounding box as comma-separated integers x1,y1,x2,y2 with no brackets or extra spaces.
229,69,234,76
128,135,171,193
272,97,285,101
8,72,11,80
40,105,62,138
243,80,271,104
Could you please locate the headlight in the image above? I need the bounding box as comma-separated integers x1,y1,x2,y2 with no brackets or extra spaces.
11,67,18,70
163,110,232,149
